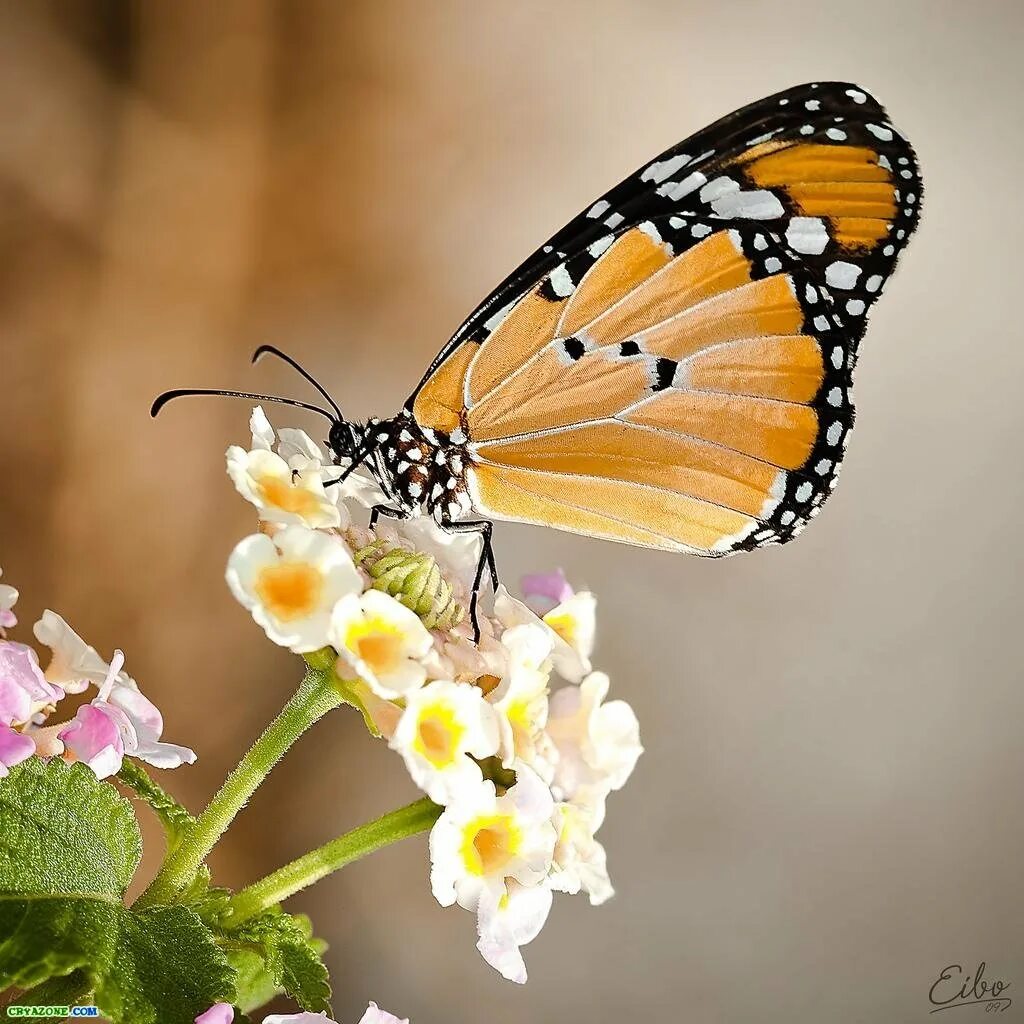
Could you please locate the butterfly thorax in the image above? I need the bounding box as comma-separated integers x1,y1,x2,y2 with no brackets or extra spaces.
357,412,474,522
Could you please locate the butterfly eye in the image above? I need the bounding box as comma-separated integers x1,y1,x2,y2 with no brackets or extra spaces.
328,421,354,458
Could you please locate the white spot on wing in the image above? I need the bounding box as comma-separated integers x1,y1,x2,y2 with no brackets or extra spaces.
641,153,692,183
549,264,574,298
786,216,829,255
587,200,611,218
825,261,861,290
711,189,785,219
699,176,738,203
483,299,516,333
638,221,663,243
866,123,893,141
588,234,615,257
657,170,706,202
845,88,867,103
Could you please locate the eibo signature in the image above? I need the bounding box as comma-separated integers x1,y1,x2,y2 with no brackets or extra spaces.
929,963,1012,1014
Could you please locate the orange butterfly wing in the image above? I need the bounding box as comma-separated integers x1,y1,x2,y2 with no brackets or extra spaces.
409,82,920,554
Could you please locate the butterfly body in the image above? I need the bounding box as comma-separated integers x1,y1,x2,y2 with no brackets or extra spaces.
346,413,475,524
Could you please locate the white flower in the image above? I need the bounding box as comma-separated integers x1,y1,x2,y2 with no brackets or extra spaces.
476,879,554,984
261,1007,409,1024
248,405,385,511
429,764,556,983
390,679,499,803
32,611,108,694
329,590,433,699
488,624,555,776
357,1004,409,1024
227,526,362,652
248,404,276,450
227,446,342,529
549,800,613,906
0,568,18,630
546,671,643,809
494,585,595,683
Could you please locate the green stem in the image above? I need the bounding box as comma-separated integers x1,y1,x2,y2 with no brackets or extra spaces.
137,659,343,908
224,797,441,924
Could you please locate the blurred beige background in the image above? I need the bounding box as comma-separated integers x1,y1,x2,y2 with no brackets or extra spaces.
2,1,1022,1021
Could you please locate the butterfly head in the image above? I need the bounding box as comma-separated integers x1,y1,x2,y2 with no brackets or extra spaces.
327,418,362,463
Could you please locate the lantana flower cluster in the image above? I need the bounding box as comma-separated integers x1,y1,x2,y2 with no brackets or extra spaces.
225,409,643,983
0,574,195,781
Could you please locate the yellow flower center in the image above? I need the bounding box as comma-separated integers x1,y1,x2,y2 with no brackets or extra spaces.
460,813,522,877
506,698,533,754
413,702,466,768
346,618,405,676
255,561,323,621
544,609,576,646
259,474,323,517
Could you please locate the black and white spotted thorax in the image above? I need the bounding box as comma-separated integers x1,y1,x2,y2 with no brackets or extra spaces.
352,412,475,522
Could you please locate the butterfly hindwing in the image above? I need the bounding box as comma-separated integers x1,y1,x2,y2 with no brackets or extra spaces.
422,217,852,554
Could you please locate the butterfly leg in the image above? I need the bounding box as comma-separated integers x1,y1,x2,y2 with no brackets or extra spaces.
439,519,498,642
369,504,410,530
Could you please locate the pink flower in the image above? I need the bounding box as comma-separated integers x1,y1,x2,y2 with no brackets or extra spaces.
0,724,35,777
58,651,196,780
59,702,126,780
194,1004,234,1024
520,569,575,614
107,682,197,770
0,641,63,725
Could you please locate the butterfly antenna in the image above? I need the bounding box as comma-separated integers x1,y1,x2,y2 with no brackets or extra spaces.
251,345,343,421
150,388,337,422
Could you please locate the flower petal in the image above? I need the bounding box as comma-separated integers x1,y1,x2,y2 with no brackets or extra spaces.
32,611,106,693
58,703,125,779
0,724,35,775
194,1004,235,1024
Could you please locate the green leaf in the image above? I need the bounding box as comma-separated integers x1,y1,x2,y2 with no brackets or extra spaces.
0,757,139,990
221,909,331,1015
92,905,234,1024
0,759,235,1023
116,759,195,851
0,756,142,897
224,946,282,1016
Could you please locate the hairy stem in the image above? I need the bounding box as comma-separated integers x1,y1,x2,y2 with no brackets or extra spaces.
137,656,343,908
224,797,441,925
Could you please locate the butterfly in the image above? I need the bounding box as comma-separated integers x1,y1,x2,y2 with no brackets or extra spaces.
154,81,922,637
